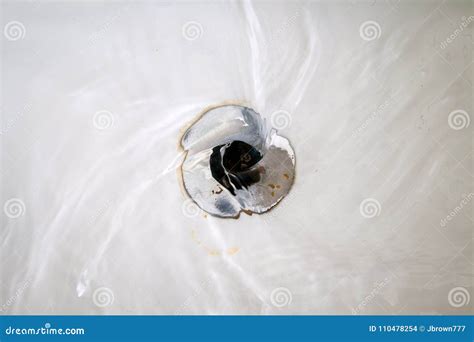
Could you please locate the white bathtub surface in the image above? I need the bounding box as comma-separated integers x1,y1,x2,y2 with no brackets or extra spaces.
1,0,473,314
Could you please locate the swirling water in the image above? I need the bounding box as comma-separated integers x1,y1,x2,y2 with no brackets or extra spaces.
1,0,472,314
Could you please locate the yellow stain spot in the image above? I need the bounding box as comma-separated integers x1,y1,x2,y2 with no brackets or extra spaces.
191,229,240,257
227,247,240,255
191,229,201,244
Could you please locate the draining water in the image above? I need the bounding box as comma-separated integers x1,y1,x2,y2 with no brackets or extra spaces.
180,105,295,218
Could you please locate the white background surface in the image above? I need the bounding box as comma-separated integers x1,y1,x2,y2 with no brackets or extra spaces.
1,0,473,314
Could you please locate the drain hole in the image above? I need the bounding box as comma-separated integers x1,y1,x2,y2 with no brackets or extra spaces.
180,104,295,218
223,140,262,172
210,140,263,196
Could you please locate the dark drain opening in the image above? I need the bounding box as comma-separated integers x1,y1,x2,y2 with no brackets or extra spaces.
210,140,263,196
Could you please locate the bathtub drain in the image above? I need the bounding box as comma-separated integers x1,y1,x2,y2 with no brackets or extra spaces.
180,105,295,218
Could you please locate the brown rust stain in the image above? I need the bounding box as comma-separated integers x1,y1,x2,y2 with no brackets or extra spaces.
176,157,188,198
212,187,223,195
